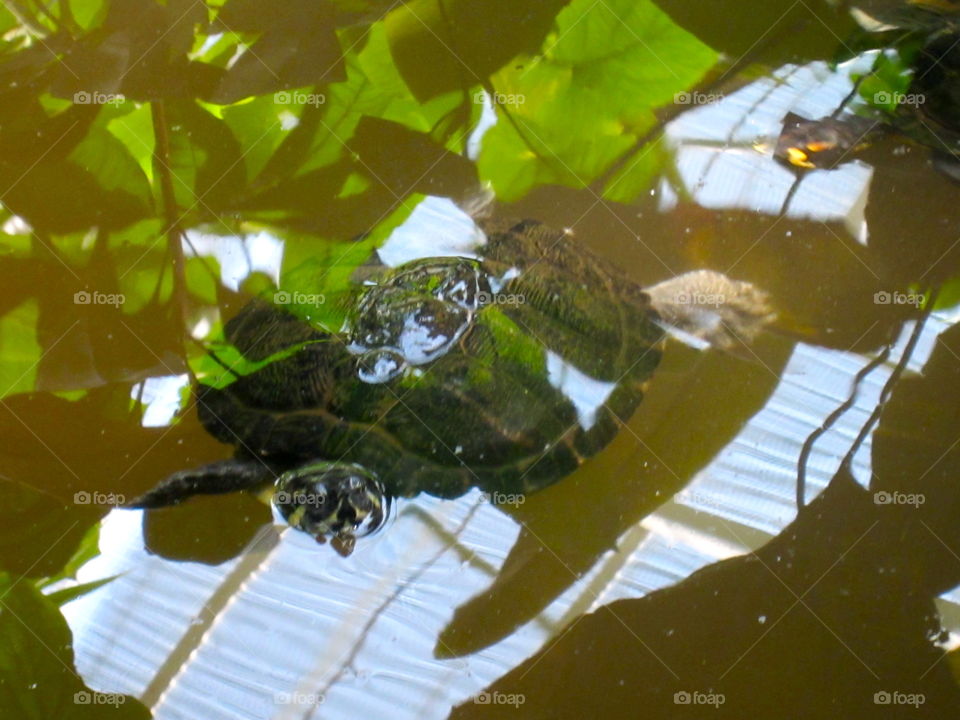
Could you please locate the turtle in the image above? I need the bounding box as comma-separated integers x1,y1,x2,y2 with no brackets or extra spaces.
775,0,960,172
127,216,775,556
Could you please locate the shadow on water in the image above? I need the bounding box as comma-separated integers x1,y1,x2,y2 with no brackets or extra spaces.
2,0,960,716
450,321,960,718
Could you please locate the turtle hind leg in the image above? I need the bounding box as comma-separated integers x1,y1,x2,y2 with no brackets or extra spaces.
125,459,277,509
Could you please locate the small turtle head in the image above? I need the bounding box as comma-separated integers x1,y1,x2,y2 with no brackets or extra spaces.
272,462,387,556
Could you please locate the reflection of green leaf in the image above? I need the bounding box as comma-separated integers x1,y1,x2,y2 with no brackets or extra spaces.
211,0,344,103
107,104,156,184
477,0,716,201
45,575,119,607
300,23,466,176
167,101,247,215
384,0,568,102
0,299,40,399
69,0,110,30
0,572,150,719
219,96,288,182
278,197,418,328
933,277,960,312
36,524,101,591
857,48,915,113
602,140,668,203
192,338,327,387
69,116,152,206
0,479,93,579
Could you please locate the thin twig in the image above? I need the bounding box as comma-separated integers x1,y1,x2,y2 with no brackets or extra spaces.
150,101,194,377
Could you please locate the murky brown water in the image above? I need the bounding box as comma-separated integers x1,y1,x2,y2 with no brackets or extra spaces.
2,0,960,718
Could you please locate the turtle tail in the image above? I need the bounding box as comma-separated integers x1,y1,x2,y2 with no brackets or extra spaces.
124,459,277,509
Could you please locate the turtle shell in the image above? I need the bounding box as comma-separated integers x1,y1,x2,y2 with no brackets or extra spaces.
197,219,663,500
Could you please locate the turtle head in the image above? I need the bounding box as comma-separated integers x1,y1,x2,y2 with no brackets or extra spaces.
272,462,387,556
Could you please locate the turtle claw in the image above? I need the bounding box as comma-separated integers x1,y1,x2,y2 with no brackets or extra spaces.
331,534,356,557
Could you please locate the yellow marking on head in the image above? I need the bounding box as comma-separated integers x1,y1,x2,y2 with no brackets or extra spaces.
287,503,307,528
804,140,835,153
786,147,815,169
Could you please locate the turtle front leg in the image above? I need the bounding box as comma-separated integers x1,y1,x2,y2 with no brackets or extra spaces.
125,458,277,509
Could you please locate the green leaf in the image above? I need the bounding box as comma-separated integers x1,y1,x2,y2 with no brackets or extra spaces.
477,0,716,201
45,576,119,607
0,480,94,580
300,22,466,176
36,525,102,591
602,139,669,203
279,196,418,322
211,0,344,103
166,100,247,216
219,95,288,182
68,113,152,206
107,104,156,184
857,48,915,113
0,299,41,399
384,0,569,102
0,572,149,719
69,0,110,30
